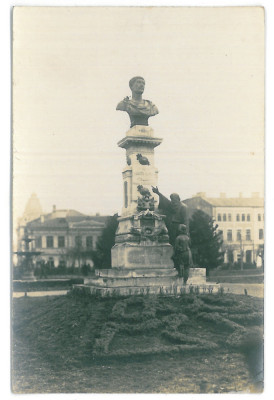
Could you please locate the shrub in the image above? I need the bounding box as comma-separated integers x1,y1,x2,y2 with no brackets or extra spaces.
119,318,162,335
162,330,218,349
226,326,263,352
228,312,263,326
110,299,127,319
81,264,91,276
197,312,242,332
93,323,118,354
162,313,189,330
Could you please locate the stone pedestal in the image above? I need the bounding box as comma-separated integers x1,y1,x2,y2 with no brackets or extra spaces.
81,125,211,296
111,243,174,269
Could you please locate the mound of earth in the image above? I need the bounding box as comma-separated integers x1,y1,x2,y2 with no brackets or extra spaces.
12,292,263,393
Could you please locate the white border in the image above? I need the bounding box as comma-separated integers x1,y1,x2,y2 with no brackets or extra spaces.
2,1,273,399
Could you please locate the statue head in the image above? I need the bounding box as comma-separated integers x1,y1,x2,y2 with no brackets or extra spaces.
178,224,187,234
129,76,145,95
170,193,181,203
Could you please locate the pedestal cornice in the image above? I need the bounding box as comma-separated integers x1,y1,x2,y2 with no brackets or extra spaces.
118,136,162,149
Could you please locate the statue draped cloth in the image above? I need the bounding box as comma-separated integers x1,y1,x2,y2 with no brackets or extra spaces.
158,193,189,246
116,98,159,128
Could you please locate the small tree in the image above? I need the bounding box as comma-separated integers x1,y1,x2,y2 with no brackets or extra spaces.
65,244,93,271
92,213,119,269
189,209,224,274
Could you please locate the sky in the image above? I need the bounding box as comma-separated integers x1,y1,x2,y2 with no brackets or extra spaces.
13,6,264,222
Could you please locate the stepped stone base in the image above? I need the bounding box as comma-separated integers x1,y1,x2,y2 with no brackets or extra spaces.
73,281,220,297
75,267,219,297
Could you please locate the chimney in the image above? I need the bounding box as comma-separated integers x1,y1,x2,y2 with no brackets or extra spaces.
53,205,56,212
251,192,260,198
40,215,45,223
239,192,243,198
196,192,206,198
220,192,226,198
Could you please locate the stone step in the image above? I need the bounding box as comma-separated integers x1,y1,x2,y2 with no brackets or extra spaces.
84,275,178,288
73,282,220,297
95,267,178,278
84,273,206,288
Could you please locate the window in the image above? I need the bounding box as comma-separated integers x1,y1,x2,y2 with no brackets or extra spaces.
259,229,264,240
236,214,240,221
217,214,221,221
86,236,93,248
227,250,234,264
258,214,261,221
46,236,53,248
58,236,65,248
246,229,251,241
223,214,227,221
246,250,252,264
75,236,82,247
48,257,54,268
228,214,232,221
59,260,66,268
35,236,42,248
247,214,251,221
124,181,128,208
237,230,241,241
242,214,245,221
227,230,232,241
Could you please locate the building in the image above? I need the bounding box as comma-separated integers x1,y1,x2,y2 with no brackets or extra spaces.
16,201,108,268
184,192,264,265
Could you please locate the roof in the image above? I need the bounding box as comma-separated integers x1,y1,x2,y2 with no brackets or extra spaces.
48,209,85,219
70,220,105,228
27,209,109,230
184,196,264,208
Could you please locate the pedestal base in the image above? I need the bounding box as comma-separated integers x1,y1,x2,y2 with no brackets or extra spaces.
112,242,174,269
77,267,218,297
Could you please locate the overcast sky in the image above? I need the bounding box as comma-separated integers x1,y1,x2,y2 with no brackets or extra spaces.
13,6,264,221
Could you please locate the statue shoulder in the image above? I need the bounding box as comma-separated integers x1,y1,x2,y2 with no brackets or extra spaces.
144,99,159,115
116,97,130,111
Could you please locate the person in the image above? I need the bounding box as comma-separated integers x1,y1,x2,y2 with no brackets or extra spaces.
116,76,159,128
172,224,193,283
151,186,189,246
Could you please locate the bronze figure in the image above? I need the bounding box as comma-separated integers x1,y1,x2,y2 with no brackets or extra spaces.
116,76,159,128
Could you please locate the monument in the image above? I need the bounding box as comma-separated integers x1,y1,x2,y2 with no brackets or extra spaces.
82,77,214,295
14,235,42,280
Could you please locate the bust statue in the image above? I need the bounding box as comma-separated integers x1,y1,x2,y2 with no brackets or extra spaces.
116,76,159,128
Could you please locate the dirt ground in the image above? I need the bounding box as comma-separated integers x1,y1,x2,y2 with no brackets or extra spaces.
11,292,264,394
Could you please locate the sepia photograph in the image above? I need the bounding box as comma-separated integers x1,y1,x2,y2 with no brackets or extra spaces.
11,5,265,394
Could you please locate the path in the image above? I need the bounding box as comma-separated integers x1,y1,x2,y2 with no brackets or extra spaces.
220,283,264,298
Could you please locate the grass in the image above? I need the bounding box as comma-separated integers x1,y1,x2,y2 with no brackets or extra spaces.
12,291,263,393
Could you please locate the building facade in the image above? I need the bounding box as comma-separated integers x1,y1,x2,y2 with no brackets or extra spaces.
16,204,107,268
184,192,264,265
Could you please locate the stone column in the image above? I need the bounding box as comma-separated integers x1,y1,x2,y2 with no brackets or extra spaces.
111,125,173,270
118,125,162,216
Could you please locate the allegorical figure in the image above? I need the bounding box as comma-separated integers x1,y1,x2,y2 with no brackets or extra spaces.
172,225,193,283
116,76,159,128
151,186,189,246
